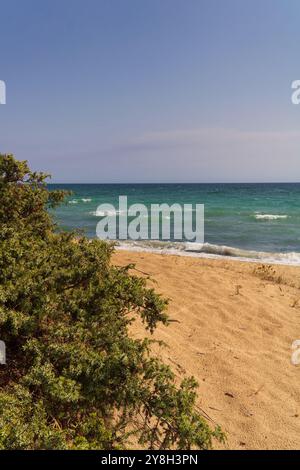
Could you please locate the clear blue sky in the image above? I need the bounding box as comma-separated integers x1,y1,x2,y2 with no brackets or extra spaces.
1,0,300,182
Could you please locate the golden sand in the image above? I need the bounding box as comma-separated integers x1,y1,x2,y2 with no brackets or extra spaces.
113,250,300,450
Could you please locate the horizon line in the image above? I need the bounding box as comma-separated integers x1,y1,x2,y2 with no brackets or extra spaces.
47,181,300,185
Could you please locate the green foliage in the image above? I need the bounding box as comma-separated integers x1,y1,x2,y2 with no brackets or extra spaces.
0,154,224,449
0,154,68,236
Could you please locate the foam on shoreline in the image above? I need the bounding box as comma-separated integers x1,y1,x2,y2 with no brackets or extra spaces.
114,240,300,266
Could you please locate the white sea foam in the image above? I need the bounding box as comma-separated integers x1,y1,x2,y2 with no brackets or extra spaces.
254,214,288,220
90,209,127,216
69,198,92,204
90,209,151,218
115,240,300,266
90,209,116,216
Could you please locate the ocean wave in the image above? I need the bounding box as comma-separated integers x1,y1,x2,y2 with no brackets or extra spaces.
115,240,300,266
90,209,128,216
254,214,288,220
90,210,150,218
91,209,117,216
69,198,92,204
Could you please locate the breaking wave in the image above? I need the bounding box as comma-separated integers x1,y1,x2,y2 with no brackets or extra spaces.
254,214,288,220
69,198,92,204
115,240,300,266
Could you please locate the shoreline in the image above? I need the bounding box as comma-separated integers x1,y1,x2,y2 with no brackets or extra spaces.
114,242,300,267
113,250,300,450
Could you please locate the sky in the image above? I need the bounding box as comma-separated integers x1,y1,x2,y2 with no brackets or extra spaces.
1,0,300,182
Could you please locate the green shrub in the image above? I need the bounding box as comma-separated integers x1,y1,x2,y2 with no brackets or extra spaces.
0,154,224,449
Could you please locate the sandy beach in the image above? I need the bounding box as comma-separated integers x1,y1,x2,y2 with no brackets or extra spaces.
113,250,300,450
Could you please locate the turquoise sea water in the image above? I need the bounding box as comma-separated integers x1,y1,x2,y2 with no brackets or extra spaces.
49,183,300,265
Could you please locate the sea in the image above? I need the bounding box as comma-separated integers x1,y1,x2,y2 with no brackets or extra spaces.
49,183,300,265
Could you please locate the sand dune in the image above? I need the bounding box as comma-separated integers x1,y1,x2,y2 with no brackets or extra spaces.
113,250,300,450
